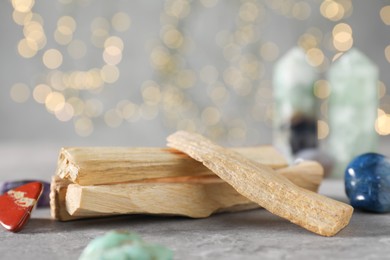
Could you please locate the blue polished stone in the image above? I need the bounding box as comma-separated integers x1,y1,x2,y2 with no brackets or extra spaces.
345,153,390,213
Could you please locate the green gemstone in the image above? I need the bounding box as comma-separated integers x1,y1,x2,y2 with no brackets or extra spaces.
79,231,173,260
273,47,319,161
328,48,378,178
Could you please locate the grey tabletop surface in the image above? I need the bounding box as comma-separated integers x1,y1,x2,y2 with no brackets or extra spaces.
0,143,390,260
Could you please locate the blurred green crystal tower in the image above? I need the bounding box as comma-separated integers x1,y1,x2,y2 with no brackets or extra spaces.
273,47,319,162
328,48,378,178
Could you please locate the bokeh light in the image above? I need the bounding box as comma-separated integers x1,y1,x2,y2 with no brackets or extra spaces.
10,83,30,103
6,0,390,142
43,49,63,69
380,6,390,25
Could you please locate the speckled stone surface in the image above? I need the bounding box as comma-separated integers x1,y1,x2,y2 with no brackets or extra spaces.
0,180,388,259
1,144,390,259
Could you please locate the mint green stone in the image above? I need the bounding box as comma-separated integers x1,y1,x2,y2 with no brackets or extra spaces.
273,47,319,162
79,231,173,260
328,48,378,178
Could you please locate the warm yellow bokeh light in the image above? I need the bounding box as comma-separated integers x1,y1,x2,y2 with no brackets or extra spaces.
10,83,30,103
298,33,318,50
104,36,124,51
17,38,37,58
55,103,74,122
100,65,120,83
317,120,329,139
163,28,184,49
332,23,353,51
33,84,51,103
378,81,387,99
104,109,123,128
320,0,345,21
332,23,352,35
45,91,65,113
333,37,353,52
380,6,390,25
385,45,390,63
314,80,331,99
150,47,172,69
306,48,324,67
103,46,122,65
74,117,94,136
375,114,390,135
54,29,73,45
12,0,35,13
111,12,131,32
43,49,63,69
239,2,258,22
57,16,77,33
23,21,46,50
121,102,139,122
67,97,84,116
13,10,31,25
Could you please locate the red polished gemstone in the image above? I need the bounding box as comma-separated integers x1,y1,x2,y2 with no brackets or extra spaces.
0,182,43,232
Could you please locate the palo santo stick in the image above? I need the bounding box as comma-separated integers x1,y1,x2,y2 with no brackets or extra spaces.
56,146,287,185
167,131,353,237
63,161,323,220
66,179,257,218
50,176,78,221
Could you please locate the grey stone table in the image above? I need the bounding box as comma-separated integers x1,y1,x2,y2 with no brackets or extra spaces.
1,143,390,259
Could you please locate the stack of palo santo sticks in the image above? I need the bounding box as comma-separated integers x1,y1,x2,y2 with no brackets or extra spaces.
50,131,353,236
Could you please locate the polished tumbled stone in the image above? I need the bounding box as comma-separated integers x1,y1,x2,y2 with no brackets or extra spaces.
79,231,173,260
345,153,390,213
0,180,50,207
0,182,43,232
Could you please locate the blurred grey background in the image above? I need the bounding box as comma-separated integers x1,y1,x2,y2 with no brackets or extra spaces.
1,0,390,148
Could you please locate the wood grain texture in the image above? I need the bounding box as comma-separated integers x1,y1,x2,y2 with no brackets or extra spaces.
50,176,80,221
55,147,287,186
61,161,323,220
167,131,353,237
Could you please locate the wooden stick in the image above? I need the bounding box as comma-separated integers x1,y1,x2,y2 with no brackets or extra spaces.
56,146,287,185
50,176,76,221
167,131,353,237
62,161,323,220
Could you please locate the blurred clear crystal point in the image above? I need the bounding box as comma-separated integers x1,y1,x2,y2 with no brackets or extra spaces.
273,47,319,162
328,48,379,178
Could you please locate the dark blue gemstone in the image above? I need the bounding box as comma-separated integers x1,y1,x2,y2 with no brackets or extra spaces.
345,153,390,213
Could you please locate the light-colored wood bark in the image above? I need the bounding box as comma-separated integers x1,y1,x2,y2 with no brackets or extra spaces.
56,146,287,185
167,131,353,237
62,161,323,220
